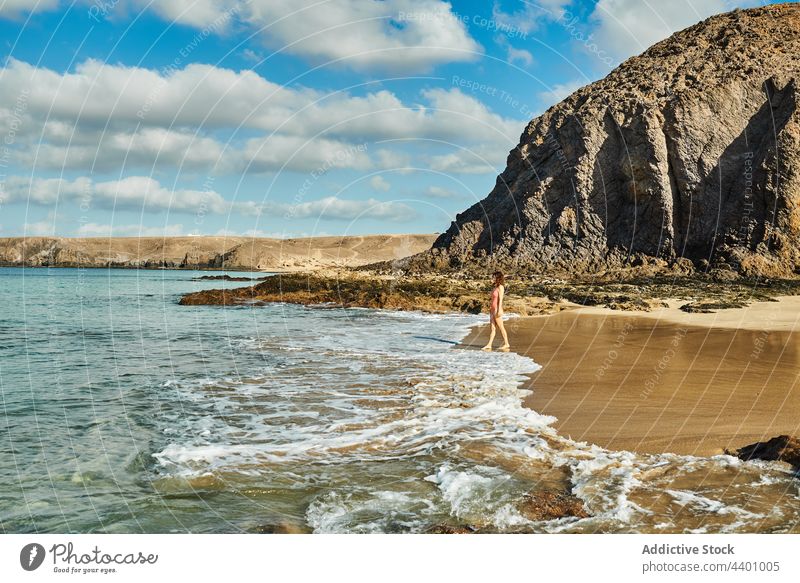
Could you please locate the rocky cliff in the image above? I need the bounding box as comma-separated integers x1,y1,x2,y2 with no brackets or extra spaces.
419,4,800,278
0,234,435,271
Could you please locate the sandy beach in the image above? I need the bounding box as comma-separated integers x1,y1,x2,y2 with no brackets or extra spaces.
463,297,800,457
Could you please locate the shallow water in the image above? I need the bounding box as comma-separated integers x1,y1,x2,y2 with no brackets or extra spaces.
1,267,798,533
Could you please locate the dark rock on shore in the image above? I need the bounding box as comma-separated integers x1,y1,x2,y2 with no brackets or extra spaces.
411,5,800,278
192,275,258,281
178,272,500,313
178,270,545,314
250,521,309,534
424,524,479,534
732,435,800,469
179,268,800,315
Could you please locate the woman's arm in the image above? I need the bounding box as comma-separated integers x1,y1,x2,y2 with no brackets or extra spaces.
499,284,505,311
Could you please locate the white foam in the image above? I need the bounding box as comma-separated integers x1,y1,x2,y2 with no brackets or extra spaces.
149,307,800,532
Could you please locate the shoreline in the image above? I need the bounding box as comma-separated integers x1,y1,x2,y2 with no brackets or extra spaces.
460,297,800,457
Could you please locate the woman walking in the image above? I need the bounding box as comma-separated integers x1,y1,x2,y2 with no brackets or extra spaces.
482,270,510,351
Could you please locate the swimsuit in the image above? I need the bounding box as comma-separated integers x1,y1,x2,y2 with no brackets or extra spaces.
490,286,500,316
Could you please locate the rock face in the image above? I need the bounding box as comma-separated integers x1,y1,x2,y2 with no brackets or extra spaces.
421,5,800,277
0,234,435,271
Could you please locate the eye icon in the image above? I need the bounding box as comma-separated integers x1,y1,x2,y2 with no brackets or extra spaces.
20,543,46,571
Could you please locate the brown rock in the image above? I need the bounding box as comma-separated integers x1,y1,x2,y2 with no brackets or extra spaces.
517,490,590,521
732,435,800,468
251,521,309,534
424,524,478,534
411,5,800,278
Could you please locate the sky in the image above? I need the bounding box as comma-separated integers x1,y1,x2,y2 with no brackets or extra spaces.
0,0,781,239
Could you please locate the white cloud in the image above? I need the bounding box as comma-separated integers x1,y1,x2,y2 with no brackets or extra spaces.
425,185,461,198
23,220,57,236
538,79,585,108
494,34,534,68
22,127,227,173
0,2,482,73
370,175,391,192
491,0,571,34
101,0,479,72
3,174,416,222
2,175,230,213
278,196,416,222
241,135,372,173
374,149,412,170
141,0,241,29
242,0,481,72
0,58,525,175
240,48,263,63
0,0,59,17
428,144,508,175
587,0,732,62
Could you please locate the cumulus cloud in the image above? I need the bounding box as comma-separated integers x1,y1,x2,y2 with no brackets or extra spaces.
494,34,534,68
22,220,57,236
278,196,416,221
0,0,59,17
0,58,524,175
6,1,480,72
538,79,585,108
243,0,481,72
71,0,479,72
370,175,391,192
3,174,416,222
2,175,230,213
587,0,737,62
428,144,509,175
241,135,373,174
491,0,571,34
425,185,462,199
140,0,242,30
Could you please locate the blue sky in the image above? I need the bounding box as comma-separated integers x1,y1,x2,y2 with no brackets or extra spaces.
0,0,778,238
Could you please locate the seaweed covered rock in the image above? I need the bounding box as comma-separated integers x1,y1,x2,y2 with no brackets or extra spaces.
517,490,590,521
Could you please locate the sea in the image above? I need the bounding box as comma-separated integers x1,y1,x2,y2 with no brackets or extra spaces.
1,267,798,533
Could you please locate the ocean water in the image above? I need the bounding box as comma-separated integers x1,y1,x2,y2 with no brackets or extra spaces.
1,267,799,534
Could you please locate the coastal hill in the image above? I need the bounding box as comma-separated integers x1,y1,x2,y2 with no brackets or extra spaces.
0,234,436,271
415,4,800,278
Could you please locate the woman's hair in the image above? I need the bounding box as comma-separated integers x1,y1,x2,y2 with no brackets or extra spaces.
492,270,504,287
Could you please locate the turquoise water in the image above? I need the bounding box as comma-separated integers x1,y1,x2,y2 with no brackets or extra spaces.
2,267,799,534
0,267,278,533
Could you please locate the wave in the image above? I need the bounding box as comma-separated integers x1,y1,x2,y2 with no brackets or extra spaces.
148,307,800,533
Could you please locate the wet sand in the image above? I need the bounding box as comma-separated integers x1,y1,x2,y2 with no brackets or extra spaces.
462,298,800,456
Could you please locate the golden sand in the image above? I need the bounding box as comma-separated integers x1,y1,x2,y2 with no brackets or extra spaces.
462,297,800,456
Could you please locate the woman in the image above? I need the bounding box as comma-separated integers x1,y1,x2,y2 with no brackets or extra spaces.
482,270,510,351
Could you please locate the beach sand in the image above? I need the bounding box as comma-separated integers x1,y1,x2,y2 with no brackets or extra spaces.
462,297,800,456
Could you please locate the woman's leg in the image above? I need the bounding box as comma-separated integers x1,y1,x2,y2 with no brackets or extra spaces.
496,316,510,349
482,317,496,350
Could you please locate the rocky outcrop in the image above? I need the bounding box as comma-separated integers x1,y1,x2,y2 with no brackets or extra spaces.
417,5,800,278
0,234,435,271
733,435,800,468
177,268,578,315
516,490,590,521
